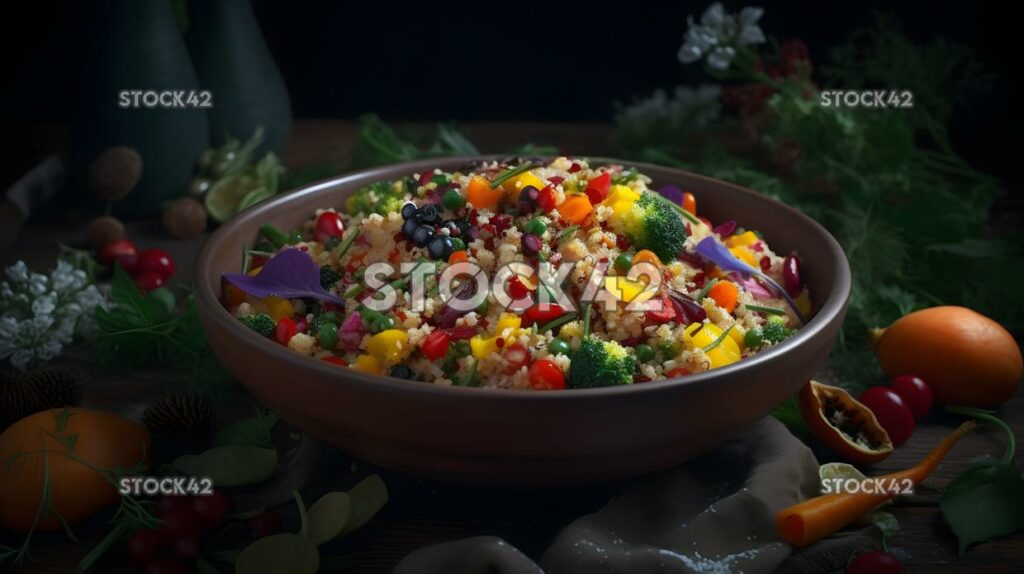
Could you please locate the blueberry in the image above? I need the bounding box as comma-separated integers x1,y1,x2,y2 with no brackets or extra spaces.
418,204,441,224
412,225,435,247
401,202,418,220
401,218,419,239
388,364,416,380
427,235,454,260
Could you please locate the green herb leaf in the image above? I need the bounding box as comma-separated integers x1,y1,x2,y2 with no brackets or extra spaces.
173,445,278,487
235,533,319,574
214,408,280,447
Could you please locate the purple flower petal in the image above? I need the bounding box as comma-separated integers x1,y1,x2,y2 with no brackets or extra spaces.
712,219,737,236
223,248,345,305
657,185,684,206
695,237,806,325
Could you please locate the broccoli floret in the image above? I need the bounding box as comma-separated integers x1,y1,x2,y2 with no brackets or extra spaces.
320,265,341,289
762,321,795,344
239,313,275,337
345,180,407,216
619,192,689,262
568,337,636,388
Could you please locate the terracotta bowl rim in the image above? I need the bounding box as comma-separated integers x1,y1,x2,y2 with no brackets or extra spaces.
195,155,851,401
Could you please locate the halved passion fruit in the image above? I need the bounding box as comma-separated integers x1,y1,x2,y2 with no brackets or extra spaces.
798,380,894,464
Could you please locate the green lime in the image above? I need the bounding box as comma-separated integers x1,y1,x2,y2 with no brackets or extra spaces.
205,173,258,223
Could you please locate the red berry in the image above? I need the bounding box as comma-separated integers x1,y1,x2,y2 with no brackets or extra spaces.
847,551,901,574
247,511,282,540
859,387,916,447
126,528,170,567
782,253,802,296
666,367,691,378
135,271,166,292
144,559,190,574
507,275,529,300
314,211,345,244
190,490,231,528
155,495,191,519
172,535,201,559
502,343,530,374
136,248,176,280
890,374,934,419
537,186,557,212
100,239,138,272
160,508,203,541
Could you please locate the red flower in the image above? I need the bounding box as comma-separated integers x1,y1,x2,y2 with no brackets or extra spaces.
779,38,812,77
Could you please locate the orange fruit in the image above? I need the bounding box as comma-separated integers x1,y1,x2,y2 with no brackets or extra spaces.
873,306,1022,408
0,408,151,532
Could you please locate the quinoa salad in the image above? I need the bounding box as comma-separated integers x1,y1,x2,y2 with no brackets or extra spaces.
221,158,812,390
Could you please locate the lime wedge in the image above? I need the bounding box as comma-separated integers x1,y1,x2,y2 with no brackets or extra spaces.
205,173,257,223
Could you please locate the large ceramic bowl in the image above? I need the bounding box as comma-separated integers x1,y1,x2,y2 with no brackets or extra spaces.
196,156,850,485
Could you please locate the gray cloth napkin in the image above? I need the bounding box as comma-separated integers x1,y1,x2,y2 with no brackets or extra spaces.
394,417,828,574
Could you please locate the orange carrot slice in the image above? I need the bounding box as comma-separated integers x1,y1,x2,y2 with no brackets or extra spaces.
707,281,739,313
466,176,503,210
776,421,975,546
559,195,593,225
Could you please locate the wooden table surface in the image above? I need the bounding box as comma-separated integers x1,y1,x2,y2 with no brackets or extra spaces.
2,120,1022,573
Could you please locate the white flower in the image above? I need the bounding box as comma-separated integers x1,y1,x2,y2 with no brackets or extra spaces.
678,2,766,70
616,84,723,133
0,259,106,370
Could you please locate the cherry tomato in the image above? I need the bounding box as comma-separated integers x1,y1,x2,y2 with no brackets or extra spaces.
666,367,691,378
528,359,565,390
585,172,611,205
100,239,138,272
645,296,676,324
190,489,231,528
846,551,901,574
135,270,166,292
144,559,189,574
890,374,933,419
507,275,529,300
155,495,191,519
682,192,697,215
322,356,348,366
126,528,170,567
859,387,916,447
503,344,531,374
537,185,557,212
160,508,203,541
247,510,282,540
275,317,298,344
314,211,345,244
421,330,450,360
136,248,176,280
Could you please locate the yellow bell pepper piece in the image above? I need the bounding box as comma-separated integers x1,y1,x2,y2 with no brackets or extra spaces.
495,313,522,332
264,297,294,321
608,185,640,203
604,276,655,304
729,246,758,268
684,322,741,368
470,335,498,359
725,230,759,248
352,354,383,375
247,266,263,276
367,329,409,362
795,289,812,317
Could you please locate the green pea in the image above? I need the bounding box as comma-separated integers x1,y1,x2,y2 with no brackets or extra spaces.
744,327,764,349
371,315,396,333
318,323,338,349
286,230,304,245
548,339,571,356
442,189,466,210
148,287,176,313
634,344,655,363
525,217,547,235
450,237,466,251
614,253,633,274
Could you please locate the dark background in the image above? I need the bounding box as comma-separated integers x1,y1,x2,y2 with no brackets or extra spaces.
0,1,1018,191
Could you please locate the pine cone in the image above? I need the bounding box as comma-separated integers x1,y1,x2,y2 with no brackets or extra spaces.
0,369,83,430
143,394,214,435
23,368,84,408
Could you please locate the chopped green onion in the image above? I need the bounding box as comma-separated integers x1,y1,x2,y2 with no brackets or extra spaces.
581,303,593,337
745,304,787,316
333,229,360,260
455,359,479,387
695,278,719,301
489,163,535,189
702,325,735,353
558,225,580,243
259,224,289,249
537,312,578,334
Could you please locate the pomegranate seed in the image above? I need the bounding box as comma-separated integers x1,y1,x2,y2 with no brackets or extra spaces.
448,326,477,340
495,337,505,348
547,176,564,184
418,172,433,186
568,163,581,173
615,234,630,250
759,256,772,273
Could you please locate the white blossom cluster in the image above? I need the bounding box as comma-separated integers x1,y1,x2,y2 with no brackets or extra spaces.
616,84,723,132
0,260,105,370
678,3,766,71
